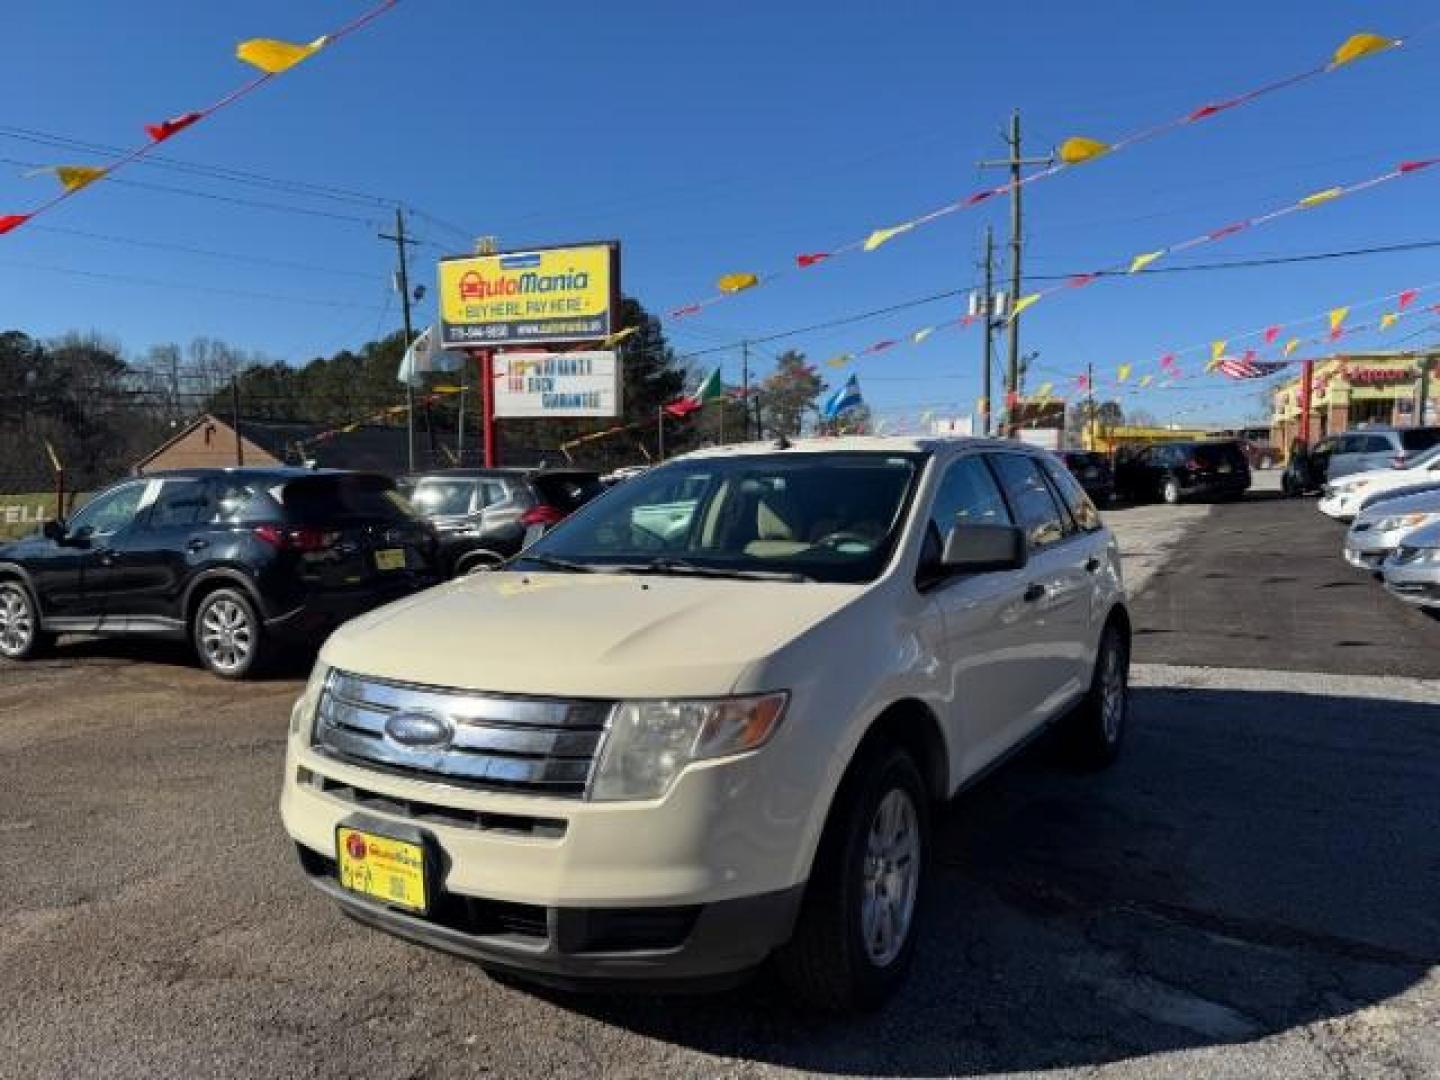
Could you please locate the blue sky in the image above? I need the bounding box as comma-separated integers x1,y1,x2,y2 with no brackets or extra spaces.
3,0,1438,428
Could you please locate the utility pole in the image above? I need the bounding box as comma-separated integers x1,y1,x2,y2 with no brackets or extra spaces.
979,110,1052,435
1418,353,1435,428
741,341,751,441
980,226,995,437
230,372,244,466
379,207,421,471
1084,360,1095,450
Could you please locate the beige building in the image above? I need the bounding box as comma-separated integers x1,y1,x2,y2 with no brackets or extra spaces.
1271,352,1437,451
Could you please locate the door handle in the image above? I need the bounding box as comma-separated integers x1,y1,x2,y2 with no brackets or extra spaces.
187,538,210,552
1022,582,1046,603
1084,556,1101,573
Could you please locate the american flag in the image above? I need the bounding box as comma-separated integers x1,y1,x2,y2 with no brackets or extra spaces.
1218,354,1289,380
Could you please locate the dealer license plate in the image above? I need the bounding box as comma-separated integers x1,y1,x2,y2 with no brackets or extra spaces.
374,547,406,571
336,827,428,913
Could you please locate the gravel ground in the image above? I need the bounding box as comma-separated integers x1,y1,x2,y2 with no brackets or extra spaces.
1,479,1436,1079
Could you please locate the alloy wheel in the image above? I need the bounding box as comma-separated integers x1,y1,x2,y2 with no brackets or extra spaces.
0,586,34,656
860,787,920,967
1100,636,1127,743
200,598,253,673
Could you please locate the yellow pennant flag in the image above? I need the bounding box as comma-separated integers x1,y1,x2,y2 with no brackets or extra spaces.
1205,356,1223,373
599,326,639,347
1331,32,1398,68
1299,187,1344,209
50,165,107,192
1058,136,1112,165
863,223,914,252
912,327,934,344
237,36,328,74
1284,338,1301,357
1379,312,1398,331
825,354,852,368
1129,250,1164,274
1139,374,1154,387
1117,364,1132,383
1211,340,1228,362
1329,306,1350,332
1009,293,1041,321
717,272,759,293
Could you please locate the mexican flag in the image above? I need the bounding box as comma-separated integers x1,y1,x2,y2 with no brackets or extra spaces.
664,367,723,418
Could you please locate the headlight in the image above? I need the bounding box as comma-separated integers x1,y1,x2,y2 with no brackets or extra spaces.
1375,512,1440,532
589,692,788,801
292,659,332,735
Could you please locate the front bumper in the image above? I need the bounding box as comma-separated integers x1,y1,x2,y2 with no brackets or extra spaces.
1344,545,1387,571
1382,565,1440,608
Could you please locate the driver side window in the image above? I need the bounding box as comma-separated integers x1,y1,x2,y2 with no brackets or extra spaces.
68,481,149,537
921,456,1012,571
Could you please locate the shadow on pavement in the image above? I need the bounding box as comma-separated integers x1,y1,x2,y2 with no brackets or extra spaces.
29,635,315,679
526,685,1439,1076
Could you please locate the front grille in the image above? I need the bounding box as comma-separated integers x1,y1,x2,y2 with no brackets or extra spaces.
313,670,613,798
310,773,567,838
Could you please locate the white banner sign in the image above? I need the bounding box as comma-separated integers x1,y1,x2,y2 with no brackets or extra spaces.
493,351,620,419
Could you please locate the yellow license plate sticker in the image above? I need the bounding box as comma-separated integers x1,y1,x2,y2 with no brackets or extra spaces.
336,828,428,913
375,547,406,571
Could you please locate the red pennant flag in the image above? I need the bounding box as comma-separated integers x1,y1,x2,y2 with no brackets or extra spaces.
0,214,31,235
865,340,898,354
1076,374,1091,391
1242,349,1256,362
965,190,997,207
1398,288,1419,310
1187,99,1239,122
1066,273,1099,289
1328,326,1345,342
668,304,702,319
795,252,831,269
1263,326,1280,344
1208,221,1249,241
960,314,978,328
145,111,205,143
1399,159,1439,174
1159,353,1176,370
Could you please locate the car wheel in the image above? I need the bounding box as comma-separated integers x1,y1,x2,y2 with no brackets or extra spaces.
775,742,930,1012
1066,620,1130,769
0,580,52,660
192,587,266,679
455,550,504,576
1162,477,1182,505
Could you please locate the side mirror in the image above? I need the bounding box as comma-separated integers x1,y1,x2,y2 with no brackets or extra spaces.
941,523,1027,573
42,519,66,543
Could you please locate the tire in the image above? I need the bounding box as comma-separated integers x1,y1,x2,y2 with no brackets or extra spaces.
1161,477,1182,505
0,580,52,661
1065,620,1130,769
774,742,930,1013
191,587,266,679
454,550,504,576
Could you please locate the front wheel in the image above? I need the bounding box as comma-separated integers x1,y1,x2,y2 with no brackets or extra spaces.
1065,621,1130,769
192,587,266,679
1161,477,1182,505
775,743,930,1012
0,581,52,660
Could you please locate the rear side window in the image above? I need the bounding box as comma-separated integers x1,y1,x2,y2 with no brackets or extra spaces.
409,478,477,517
532,474,604,513
279,476,412,523
145,479,213,529
987,454,1070,550
1040,458,1103,532
1400,429,1440,453
1363,434,1394,453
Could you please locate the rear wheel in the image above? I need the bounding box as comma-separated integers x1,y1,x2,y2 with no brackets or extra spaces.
192,587,266,679
1161,477,1182,505
775,743,930,1012
1065,621,1130,769
0,581,51,660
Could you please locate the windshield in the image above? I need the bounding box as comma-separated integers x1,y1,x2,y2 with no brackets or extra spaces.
408,478,478,517
516,452,925,584
279,475,413,523
1400,429,1440,455
1192,442,1246,467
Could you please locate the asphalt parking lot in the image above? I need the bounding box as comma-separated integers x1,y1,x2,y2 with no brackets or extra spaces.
2,489,1437,1079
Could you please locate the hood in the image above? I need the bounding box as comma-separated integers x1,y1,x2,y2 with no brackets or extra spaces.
1354,486,1440,525
1393,518,1440,551
322,570,864,698
1336,462,1440,490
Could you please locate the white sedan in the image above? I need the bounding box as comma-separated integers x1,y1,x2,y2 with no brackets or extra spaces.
1320,446,1440,521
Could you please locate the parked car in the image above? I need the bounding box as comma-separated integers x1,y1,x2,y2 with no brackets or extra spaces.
1114,440,1250,504
0,469,439,678
398,468,604,576
1381,518,1440,610
1343,488,1440,573
602,465,650,487
1324,426,1440,481
281,438,1130,1011
1281,435,1336,497
1319,445,1440,521
1055,450,1115,506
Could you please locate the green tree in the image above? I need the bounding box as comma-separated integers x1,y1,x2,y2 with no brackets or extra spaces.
759,351,824,438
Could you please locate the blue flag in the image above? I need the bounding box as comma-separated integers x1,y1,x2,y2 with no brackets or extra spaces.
822,374,864,420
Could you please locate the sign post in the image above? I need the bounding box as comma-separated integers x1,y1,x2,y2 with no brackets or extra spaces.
479,349,497,467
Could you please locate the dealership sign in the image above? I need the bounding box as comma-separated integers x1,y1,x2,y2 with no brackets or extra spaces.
492,352,620,419
438,243,618,347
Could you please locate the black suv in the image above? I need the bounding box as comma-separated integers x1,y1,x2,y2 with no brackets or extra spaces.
0,468,439,678
398,467,604,576
1114,440,1251,505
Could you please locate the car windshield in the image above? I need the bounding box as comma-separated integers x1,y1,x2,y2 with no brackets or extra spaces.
408,478,478,517
1193,442,1246,467
516,452,925,584
1400,429,1440,454
279,475,413,523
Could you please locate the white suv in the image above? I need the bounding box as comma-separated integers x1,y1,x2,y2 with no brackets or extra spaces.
280,438,1130,1011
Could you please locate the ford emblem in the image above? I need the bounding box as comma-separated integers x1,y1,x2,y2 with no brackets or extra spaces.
384,709,454,750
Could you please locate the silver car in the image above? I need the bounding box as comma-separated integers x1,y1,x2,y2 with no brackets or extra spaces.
1381,519,1440,609
1344,488,1440,572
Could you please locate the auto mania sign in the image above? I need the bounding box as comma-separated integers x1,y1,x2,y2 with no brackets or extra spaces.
438,243,618,347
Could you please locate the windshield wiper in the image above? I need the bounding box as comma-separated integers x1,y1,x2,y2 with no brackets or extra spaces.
613,557,814,583
516,554,601,574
